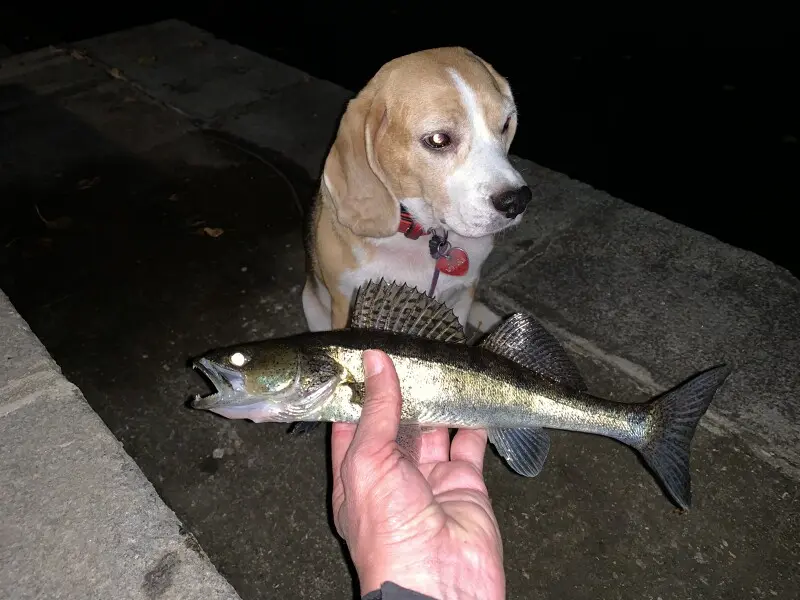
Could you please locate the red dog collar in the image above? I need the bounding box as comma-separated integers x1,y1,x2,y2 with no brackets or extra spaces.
395,203,470,294
397,203,431,240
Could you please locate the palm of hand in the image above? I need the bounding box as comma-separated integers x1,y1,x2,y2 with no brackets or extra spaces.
334,427,505,600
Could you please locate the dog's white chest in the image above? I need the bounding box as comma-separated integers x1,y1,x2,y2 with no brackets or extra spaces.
340,232,492,310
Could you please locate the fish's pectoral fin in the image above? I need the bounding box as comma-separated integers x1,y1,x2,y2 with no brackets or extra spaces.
395,423,422,467
488,427,551,477
287,421,322,435
350,279,467,344
479,314,587,391
338,365,358,384
340,377,423,465
342,381,365,406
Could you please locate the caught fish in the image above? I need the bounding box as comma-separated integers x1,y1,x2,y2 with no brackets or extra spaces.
190,279,731,509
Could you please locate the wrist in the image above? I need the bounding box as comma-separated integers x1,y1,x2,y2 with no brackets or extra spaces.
356,553,445,599
356,552,502,600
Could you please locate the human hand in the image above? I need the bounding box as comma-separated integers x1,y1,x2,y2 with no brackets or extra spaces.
331,350,505,600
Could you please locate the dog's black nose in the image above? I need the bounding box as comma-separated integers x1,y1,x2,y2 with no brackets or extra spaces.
491,185,532,219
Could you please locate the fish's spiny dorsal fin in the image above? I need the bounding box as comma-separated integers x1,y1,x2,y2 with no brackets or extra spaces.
479,313,587,390
351,279,467,344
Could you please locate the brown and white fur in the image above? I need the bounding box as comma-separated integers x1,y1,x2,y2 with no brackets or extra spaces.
302,47,529,333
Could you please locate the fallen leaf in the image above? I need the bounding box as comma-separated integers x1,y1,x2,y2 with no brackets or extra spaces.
109,67,125,80
202,227,224,238
77,176,101,190
137,55,157,66
70,49,89,61
168,193,179,201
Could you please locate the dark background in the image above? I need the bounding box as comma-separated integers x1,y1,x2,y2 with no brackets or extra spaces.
2,5,798,275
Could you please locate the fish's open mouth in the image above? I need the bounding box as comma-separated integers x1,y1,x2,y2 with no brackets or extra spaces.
191,358,246,409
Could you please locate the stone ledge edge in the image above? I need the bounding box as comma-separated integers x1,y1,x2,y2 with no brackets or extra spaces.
0,291,244,599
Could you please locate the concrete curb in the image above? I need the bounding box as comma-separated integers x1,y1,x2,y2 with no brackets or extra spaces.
0,288,242,599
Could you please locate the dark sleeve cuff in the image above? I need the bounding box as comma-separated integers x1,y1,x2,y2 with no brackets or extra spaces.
362,581,440,599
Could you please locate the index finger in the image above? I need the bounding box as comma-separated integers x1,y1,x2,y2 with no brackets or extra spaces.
330,421,357,518
331,422,357,481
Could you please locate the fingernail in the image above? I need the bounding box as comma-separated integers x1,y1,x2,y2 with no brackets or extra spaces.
363,350,384,377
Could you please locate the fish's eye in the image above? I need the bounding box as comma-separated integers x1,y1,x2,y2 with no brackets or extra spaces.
229,352,248,367
422,132,452,150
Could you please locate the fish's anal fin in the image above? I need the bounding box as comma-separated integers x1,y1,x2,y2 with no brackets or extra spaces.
351,279,467,344
479,314,587,391
488,427,551,477
396,423,422,467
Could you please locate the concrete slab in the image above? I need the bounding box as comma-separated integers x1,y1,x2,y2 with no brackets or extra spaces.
64,20,355,179
0,47,106,96
73,19,309,120
481,156,609,280
0,49,192,187
214,78,353,178
2,19,798,600
477,167,800,479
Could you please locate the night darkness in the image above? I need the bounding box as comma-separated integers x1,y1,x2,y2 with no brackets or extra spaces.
2,6,798,275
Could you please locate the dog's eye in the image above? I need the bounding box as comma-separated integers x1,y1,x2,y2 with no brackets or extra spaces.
422,132,452,150
502,116,512,134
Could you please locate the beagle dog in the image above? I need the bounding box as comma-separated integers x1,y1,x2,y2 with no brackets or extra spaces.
302,47,530,334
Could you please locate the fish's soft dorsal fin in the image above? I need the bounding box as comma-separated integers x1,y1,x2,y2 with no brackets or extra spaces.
488,427,551,477
479,313,587,390
350,279,467,344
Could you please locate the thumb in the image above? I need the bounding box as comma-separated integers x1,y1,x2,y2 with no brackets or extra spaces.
351,350,402,453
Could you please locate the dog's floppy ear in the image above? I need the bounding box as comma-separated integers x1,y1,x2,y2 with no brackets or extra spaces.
322,89,398,238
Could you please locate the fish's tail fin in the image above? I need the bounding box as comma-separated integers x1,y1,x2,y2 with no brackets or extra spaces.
636,365,732,510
